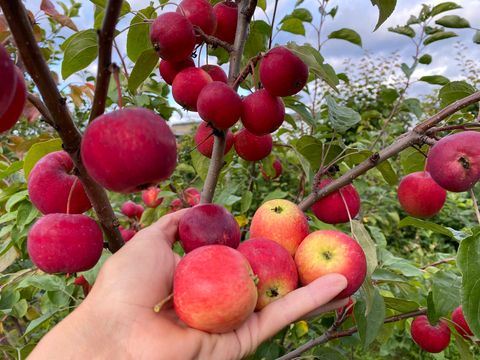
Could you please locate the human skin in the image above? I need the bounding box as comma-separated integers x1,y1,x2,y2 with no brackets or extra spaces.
29,210,347,360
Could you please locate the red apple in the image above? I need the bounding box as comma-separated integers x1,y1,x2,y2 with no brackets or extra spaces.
294,230,366,298
81,108,177,193
411,315,451,353
250,199,309,255
178,204,240,252
28,151,92,215
142,187,164,208
150,12,196,61
173,245,257,333
159,58,195,85
201,64,228,83
121,201,144,219
213,1,238,44
259,46,309,97
172,67,212,111
184,187,201,207
177,0,217,42
452,305,473,339
197,82,242,129
234,128,273,161
426,131,480,192
194,122,234,158
311,179,361,224
119,226,136,242
0,68,26,133
170,198,184,212
238,238,298,310
241,89,285,135
261,158,282,180
27,214,104,273
0,44,17,118
336,297,355,317
397,171,446,218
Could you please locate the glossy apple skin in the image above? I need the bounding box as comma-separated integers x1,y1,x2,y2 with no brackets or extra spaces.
159,58,195,85
27,214,104,273
397,171,446,218
173,245,257,333
142,187,164,208
261,158,282,180
259,47,309,97
295,230,366,298
197,82,242,129
452,305,473,339
238,238,298,310
184,187,201,206
172,67,212,111
177,0,217,42
28,151,92,215
241,89,285,135
194,122,234,158
179,204,240,253
0,68,26,133
411,315,451,353
201,64,228,83
119,226,136,242
250,199,309,256
234,128,273,161
150,12,196,61
121,201,144,219
81,108,177,193
213,1,238,44
311,179,361,224
426,131,480,192
0,44,16,118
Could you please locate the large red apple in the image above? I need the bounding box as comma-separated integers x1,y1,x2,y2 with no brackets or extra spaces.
142,187,164,208
410,315,451,353
201,64,228,83
238,238,298,310
212,1,238,44
397,171,446,218
173,245,257,333
250,199,309,255
241,89,285,135
197,82,242,129
177,0,217,41
28,151,92,214
27,214,104,273
194,122,234,158
452,305,473,339
81,107,177,193
426,131,480,192
178,203,240,253
234,128,273,161
294,230,366,298
259,46,309,97
0,68,26,133
311,179,361,224
172,67,212,111
150,12,196,61
159,58,195,85
0,44,17,118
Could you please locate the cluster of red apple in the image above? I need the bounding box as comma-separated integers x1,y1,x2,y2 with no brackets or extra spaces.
0,44,27,133
171,198,367,333
398,131,480,219
150,0,308,163
410,306,475,353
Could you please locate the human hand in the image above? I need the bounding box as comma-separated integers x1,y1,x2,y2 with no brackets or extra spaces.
29,210,347,360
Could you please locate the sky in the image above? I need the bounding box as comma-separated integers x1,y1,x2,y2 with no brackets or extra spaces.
24,0,480,122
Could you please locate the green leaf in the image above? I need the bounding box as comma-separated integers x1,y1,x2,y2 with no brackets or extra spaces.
388,25,415,38
453,332,475,360
383,297,420,312
439,81,476,108
280,18,305,35
328,28,362,46
0,161,23,181
244,20,270,60
62,29,98,79
263,189,288,202
402,98,423,118
23,310,59,336
257,0,266,11
432,271,461,318
128,48,159,93
126,6,156,62
435,15,470,28
325,95,361,133
457,233,480,338
18,274,66,291
311,347,347,359
344,150,398,185
419,54,432,64
431,2,462,17
5,190,28,212
419,75,450,85
293,135,342,170
351,220,378,276
89,0,131,16
191,150,210,181
23,139,63,179
398,217,454,237
283,97,315,128
285,8,313,22
371,0,397,31
423,31,458,45
400,145,428,174
240,191,253,213
355,288,386,347
473,30,480,44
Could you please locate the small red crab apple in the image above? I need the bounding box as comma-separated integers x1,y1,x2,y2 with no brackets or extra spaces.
234,129,273,162
142,187,164,208
184,187,201,206
0,44,17,118
410,315,451,353
194,122,234,158
176,0,217,43
172,67,212,111
159,58,195,85
452,305,474,339
0,68,27,133
201,64,228,83
261,158,282,180
212,1,238,44
121,201,144,219
241,89,285,135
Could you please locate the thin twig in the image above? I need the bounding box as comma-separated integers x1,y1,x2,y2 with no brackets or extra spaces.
193,25,234,53
421,257,455,270
268,0,279,49
232,54,263,90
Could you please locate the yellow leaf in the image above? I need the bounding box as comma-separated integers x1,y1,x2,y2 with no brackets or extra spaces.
235,215,248,228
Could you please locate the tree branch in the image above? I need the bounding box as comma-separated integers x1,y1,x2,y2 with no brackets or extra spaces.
200,0,258,204
277,309,427,360
193,26,234,53
1,0,124,252
299,91,480,211
89,0,124,122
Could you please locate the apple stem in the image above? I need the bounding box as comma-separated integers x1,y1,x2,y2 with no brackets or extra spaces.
153,293,174,313
469,189,480,225
268,0,280,50
66,177,79,215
